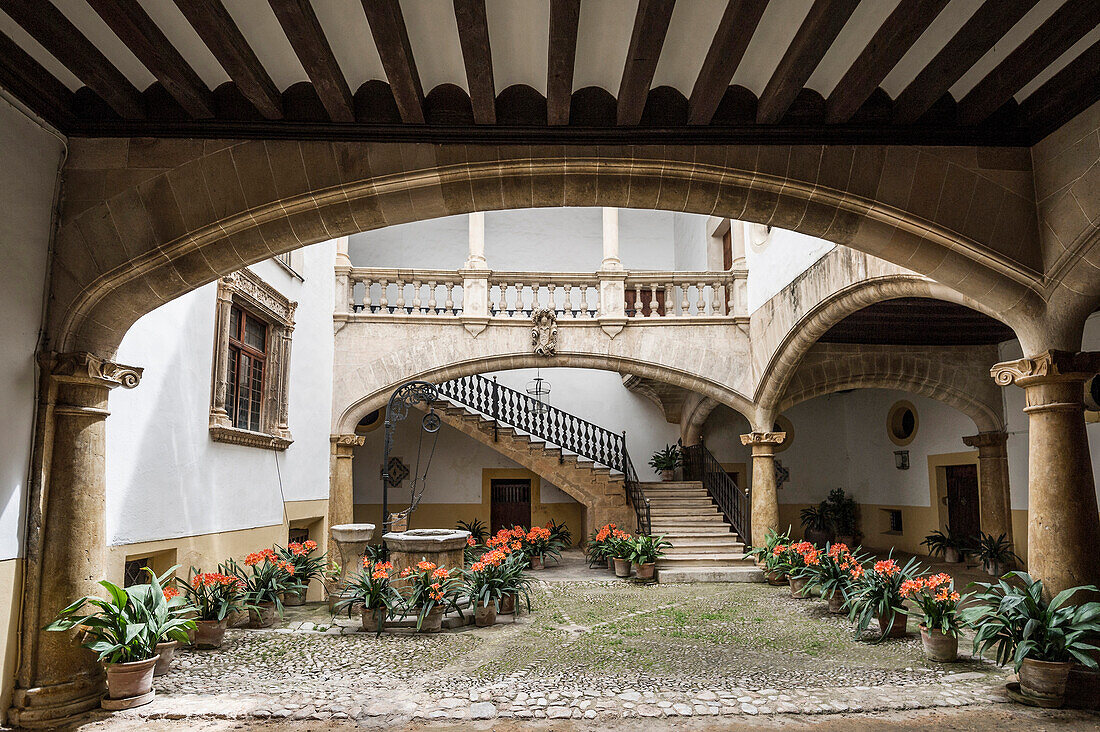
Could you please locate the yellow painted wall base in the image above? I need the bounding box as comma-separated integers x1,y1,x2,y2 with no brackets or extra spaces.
1,558,23,726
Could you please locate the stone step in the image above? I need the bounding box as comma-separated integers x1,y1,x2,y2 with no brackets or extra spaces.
657,529,740,539
643,497,715,507
650,516,729,526
639,481,704,489
658,566,765,583
648,507,720,517
665,539,745,553
657,553,754,567
642,491,711,500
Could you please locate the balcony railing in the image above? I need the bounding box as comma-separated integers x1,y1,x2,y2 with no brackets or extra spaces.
337,266,747,321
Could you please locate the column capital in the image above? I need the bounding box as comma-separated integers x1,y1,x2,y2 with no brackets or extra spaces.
740,431,785,448
962,431,1008,454
331,433,364,457
45,351,142,390
991,349,1100,388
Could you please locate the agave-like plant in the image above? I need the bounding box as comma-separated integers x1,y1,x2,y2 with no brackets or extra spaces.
457,518,489,544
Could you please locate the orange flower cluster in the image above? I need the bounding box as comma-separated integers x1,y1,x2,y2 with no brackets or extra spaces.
364,560,393,580
469,548,508,573
901,573,960,603
303,540,318,552
595,523,618,543
486,529,523,553
162,586,180,601
526,526,551,542
873,559,900,577
466,536,477,547
827,543,850,559
417,560,437,571
288,542,307,556
191,572,245,590
245,548,278,566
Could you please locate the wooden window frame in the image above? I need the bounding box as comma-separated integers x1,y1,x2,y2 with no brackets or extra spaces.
210,268,297,450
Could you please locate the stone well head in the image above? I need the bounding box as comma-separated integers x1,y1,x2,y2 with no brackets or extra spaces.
384,528,471,577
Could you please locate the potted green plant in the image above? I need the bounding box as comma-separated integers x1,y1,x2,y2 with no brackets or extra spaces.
398,561,464,632
457,518,489,544
901,573,965,662
846,554,924,641
232,549,301,627
802,542,863,613
176,568,245,649
627,534,671,581
546,519,572,549
586,523,620,569
277,539,326,606
46,565,195,709
822,489,859,545
799,504,832,546
962,572,1100,705
463,547,510,626
609,529,634,578
921,529,966,564
745,526,793,585
648,444,681,481
498,551,534,615
335,559,401,633
155,585,194,676
973,532,1019,577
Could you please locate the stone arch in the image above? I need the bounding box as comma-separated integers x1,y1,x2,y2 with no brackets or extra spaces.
335,349,757,437
777,345,1005,433
753,274,1017,421
54,141,1044,356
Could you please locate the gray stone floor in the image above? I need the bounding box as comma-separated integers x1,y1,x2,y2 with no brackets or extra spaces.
62,550,1097,729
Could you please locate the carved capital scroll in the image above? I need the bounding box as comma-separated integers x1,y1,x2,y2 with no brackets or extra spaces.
991,350,1100,387
740,431,786,447
49,351,142,389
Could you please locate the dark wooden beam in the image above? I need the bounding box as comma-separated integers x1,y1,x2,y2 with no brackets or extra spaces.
756,0,859,124
547,0,580,125
0,30,74,127
825,0,949,124
617,0,676,126
269,0,354,123
1019,37,1100,140
688,0,769,125
893,0,1036,125
361,0,424,124
86,0,214,118
0,0,143,119
453,0,495,124
174,0,282,120
957,0,1096,127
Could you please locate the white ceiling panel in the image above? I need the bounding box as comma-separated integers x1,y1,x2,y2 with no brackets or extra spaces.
1016,22,1100,102
950,0,1063,100
313,0,385,89
140,0,229,90
881,0,984,98
573,0,637,94
222,0,308,91
804,0,901,98
52,0,155,89
0,9,83,90
730,0,814,96
401,0,467,93
486,0,548,95
651,0,727,95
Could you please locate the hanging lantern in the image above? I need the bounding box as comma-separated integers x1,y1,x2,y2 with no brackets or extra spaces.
526,373,551,414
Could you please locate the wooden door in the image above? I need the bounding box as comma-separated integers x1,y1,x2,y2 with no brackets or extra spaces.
491,479,532,534
945,464,980,544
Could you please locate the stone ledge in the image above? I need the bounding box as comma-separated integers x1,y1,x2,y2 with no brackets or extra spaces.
209,425,293,450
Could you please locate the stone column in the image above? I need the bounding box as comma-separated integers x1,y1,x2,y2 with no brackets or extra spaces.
991,350,1100,597
11,353,141,728
961,431,1014,552
740,431,785,548
601,207,622,271
329,435,364,536
464,211,487,269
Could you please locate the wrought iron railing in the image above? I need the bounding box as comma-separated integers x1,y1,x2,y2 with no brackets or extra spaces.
436,374,651,535
682,442,750,546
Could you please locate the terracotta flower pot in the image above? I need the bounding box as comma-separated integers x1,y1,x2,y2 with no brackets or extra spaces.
660,469,675,482
104,655,159,701
475,602,497,627
943,547,961,564
1019,658,1073,704
192,619,227,649
633,562,656,581
789,576,811,598
607,557,615,571
529,555,544,570
613,557,632,578
1065,664,1100,710
825,590,846,614
500,592,516,615
248,601,276,628
919,625,958,662
282,588,306,606
983,560,1009,578
153,641,178,676
877,611,907,638
766,569,788,586
361,607,385,633
418,606,445,633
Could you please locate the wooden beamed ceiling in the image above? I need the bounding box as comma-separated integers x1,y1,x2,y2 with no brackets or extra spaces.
0,0,1095,144
819,298,1017,346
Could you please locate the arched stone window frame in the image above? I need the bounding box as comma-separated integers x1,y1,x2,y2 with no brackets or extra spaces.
209,268,296,450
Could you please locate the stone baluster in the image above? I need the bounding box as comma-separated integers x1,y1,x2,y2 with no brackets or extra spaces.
649,283,658,317
547,283,557,313
426,281,437,313
680,285,690,317
515,281,523,315
444,282,455,313
378,279,389,311
411,279,422,313
562,284,573,318
727,277,736,315
360,276,372,312
664,283,675,316
395,279,406,311
697,281,706,315
632,282,643,317
711,281,721,314
579,285,589,317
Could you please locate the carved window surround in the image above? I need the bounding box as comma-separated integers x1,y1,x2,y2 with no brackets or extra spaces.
210,269,296,450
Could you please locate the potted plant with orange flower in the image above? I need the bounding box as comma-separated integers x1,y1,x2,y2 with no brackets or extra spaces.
523,525,562,569
277,540,325,606
585,523,618,569
463,548,509,626
901,573,965,662
335,559,401,633
153,585,195,676
846,553,924,641
782,541,820,598
176,568,245,649
399,561,464,632
610,528,634,578
802,543,865,613
231,549,301,627
745,527,793,585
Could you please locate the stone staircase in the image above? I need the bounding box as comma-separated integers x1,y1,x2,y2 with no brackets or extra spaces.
643,481,762,583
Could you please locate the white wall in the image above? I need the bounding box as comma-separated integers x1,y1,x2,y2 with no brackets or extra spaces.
105,242,336,545
347,208,708,272
0,101,64,561
746,225,836,312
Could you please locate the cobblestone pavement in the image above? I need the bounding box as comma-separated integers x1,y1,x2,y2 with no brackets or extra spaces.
71,553,1049,728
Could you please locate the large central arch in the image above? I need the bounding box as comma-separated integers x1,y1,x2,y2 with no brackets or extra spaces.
52,141,1045,356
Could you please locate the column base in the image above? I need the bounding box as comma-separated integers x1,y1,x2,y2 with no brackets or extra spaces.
9,670,105,728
